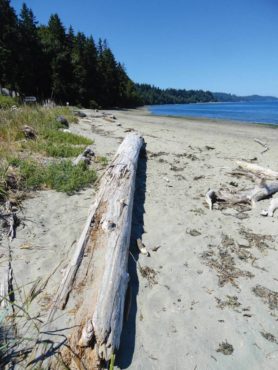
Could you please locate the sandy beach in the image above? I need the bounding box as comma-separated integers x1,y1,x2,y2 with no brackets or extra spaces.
1,108,278,369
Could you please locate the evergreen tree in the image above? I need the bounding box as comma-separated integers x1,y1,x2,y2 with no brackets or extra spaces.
97,40,119,107
39,14,72,102
0,4,143,107
83,36,98,106
17,3,44,96
0,0,19,90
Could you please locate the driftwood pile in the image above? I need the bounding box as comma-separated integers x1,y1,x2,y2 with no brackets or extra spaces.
206,161,278,217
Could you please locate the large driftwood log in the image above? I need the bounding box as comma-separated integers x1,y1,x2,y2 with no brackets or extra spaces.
31,132,144,368
79,133,143,360
236,161,278,179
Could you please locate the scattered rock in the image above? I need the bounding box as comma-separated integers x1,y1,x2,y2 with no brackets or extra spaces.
56,115,69,128
187,229,201,237
193,175,205,181
22,125,37,140
229,181,238,187
74,111,87,118
205,145,215,151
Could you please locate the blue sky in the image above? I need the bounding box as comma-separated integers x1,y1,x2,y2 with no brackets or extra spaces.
11,0,278,96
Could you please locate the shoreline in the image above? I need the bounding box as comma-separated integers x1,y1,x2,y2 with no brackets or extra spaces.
142,105,278,128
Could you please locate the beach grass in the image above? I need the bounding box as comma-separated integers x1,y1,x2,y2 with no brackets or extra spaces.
7,158,97,193
0,105,96,198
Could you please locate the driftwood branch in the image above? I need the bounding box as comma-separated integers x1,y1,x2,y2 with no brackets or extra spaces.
236,161,278,179
206,181,278,209
261,198,278,217
254,138,269,154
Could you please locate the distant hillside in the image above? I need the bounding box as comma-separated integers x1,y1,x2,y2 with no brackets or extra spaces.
213,92,278,102
135,84,216,105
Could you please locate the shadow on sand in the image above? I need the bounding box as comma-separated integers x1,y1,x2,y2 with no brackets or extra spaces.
116,144,147,369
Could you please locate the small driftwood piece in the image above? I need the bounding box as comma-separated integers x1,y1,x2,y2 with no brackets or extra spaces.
137,238,150,256
205,189,217,210
236,161,278,179
261,198,278,217
0,260,12,309
254,138,269,154
31,133,144,367
72,145,95,166
206,181,278,209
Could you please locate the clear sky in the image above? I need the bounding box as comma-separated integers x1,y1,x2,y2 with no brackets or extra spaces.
11,0,278,96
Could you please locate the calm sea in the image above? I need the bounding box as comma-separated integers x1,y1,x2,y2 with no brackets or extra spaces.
149,101,278,125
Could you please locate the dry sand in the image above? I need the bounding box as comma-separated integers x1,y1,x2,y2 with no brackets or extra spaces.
1,108,278,369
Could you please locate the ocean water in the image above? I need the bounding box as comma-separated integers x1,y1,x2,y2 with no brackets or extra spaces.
149,101,278,125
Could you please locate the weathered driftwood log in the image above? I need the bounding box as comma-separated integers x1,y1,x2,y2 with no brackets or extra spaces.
261,198,278,217
31,132,144,368
206,181,278,209
236,161,278,179
79,133,143,359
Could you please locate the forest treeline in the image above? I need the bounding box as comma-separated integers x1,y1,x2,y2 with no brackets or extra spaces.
0,0,142,108
135,84,216,105
1,0,219,108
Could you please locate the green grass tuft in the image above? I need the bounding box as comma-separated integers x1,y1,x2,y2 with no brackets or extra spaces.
41,129,93,145
95,156,108,166
0,95,17,109
9,159,97,193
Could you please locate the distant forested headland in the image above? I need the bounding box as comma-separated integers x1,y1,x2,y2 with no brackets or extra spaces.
135,84,216,105
213,92,278,102
1,1,276,108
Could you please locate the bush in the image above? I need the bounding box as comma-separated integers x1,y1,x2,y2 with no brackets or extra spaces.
89,100,101,109
0,95,17,109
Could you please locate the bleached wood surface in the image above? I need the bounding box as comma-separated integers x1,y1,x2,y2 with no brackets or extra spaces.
31,132,144,368
236,161,278,179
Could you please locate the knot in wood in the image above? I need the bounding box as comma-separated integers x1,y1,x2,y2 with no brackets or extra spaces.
102,220,116,232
